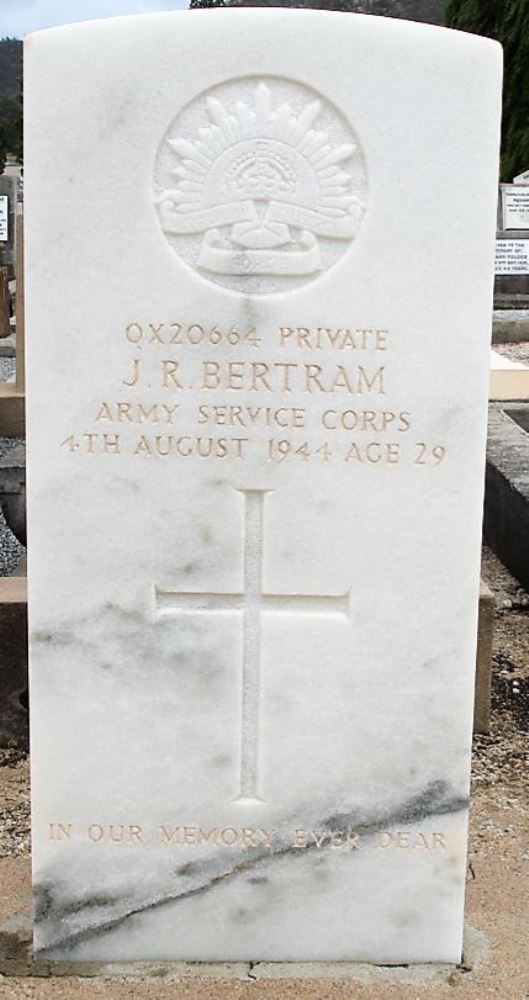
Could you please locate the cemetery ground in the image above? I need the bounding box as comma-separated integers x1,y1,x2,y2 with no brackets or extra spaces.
0,547,527,999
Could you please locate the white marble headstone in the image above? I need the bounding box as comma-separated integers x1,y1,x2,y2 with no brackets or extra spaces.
25,11,501,964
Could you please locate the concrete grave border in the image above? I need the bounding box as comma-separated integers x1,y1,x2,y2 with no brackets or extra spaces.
485,402,529,592
0,914,488,987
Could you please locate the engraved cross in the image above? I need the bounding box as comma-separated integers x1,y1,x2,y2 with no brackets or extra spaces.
155,489,350,802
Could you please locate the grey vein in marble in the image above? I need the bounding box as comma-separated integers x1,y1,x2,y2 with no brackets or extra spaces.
35,780,466,956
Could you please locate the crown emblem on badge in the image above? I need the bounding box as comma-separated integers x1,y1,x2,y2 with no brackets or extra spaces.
155,81,365,280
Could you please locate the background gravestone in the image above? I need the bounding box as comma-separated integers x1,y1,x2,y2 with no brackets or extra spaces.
0,174,17,271
496,173,529,308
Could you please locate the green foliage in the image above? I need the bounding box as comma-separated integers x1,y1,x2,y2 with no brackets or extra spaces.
0,93,22,171
0,38,22,170
445,0,529,180
190,0,228,7
0,38,22,98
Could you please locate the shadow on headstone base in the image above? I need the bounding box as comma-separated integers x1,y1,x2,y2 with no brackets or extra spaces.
0,913,488,986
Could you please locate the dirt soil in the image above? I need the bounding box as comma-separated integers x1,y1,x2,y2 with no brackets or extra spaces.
0,546,527,999
494,340,529,366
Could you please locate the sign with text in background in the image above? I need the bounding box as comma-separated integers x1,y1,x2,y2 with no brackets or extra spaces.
501,186,529,230
495,239,529,275
0,195,8,241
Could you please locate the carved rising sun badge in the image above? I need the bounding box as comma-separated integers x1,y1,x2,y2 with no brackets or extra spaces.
154,78,367,294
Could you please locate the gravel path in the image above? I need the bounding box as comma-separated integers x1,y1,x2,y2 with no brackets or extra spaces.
0,438,22,462
0,437,26,577
477,547,529,795
0,507,25,577
494,339,529,365
0,357,15,383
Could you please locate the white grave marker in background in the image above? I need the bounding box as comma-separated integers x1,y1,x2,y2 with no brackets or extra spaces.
26,11,501,964
0,195,8,241
501,186,529,229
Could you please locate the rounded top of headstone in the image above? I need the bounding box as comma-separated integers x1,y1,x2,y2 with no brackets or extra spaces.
224,0,445,25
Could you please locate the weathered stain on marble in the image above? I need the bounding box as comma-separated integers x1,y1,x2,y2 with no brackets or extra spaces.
31,603,229,691
34,781,467,957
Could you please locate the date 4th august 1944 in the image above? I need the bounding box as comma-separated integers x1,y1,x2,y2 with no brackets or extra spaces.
59,434,446,466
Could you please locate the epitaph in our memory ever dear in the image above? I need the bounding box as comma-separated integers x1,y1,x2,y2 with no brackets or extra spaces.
25,11,502,963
